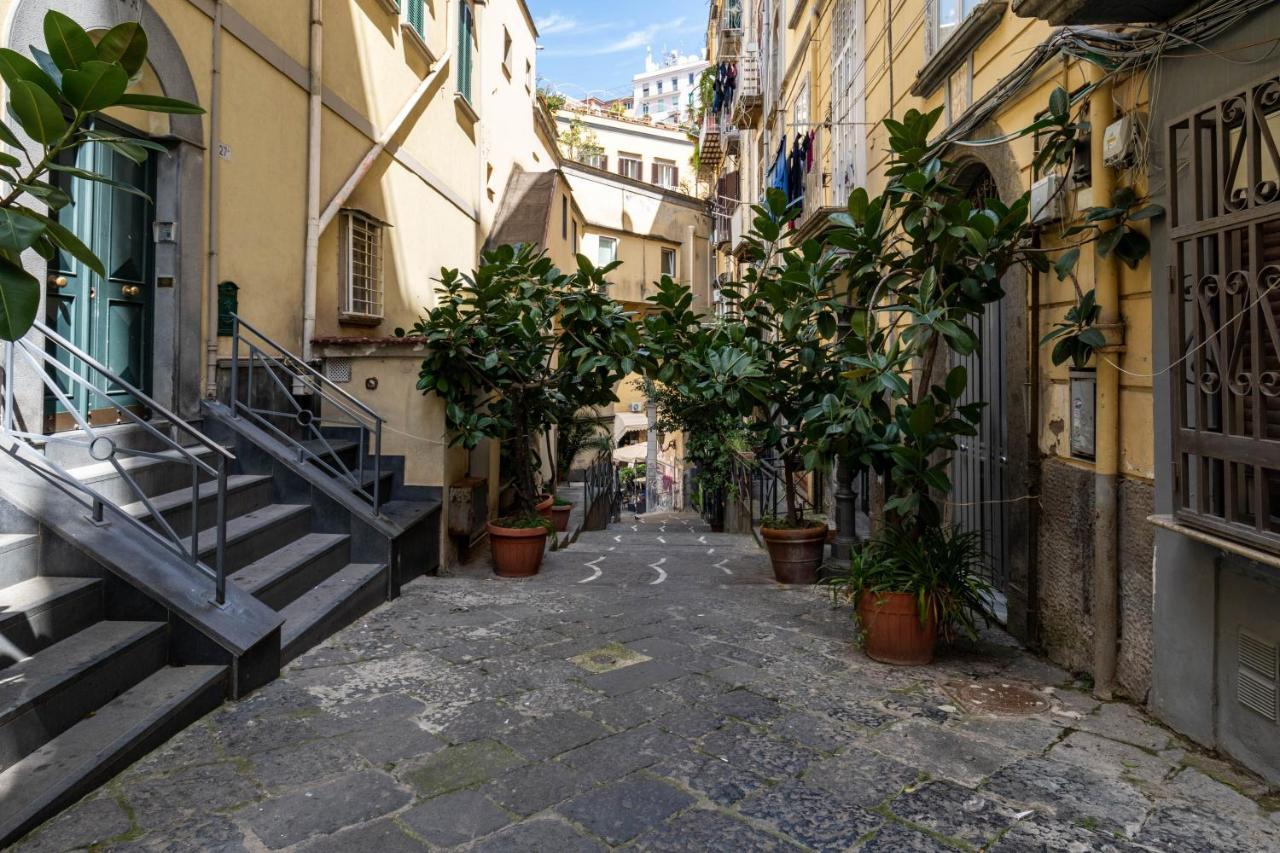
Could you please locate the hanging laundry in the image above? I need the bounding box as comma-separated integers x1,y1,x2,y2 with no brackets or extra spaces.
804,130,816,172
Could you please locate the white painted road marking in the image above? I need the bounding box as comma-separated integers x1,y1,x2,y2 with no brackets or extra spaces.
698,535,707,544
714,559,732,575
631,525,638,532
614,534,622,542
649,557,667,585
657,536,666,544
579,556,605,584
707,548,715,555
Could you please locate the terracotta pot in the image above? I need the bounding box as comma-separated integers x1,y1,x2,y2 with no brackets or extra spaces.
857,590,938,665
551,503,572,532
487,521,548,578
535,494,554,521
760,523,827,584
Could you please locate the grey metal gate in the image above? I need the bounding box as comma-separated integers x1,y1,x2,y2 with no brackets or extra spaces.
952,165,1011,602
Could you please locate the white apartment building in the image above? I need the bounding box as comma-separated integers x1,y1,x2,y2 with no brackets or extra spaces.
556,108,697,195
631,48,709,126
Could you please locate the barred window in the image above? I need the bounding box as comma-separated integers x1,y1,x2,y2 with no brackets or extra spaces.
340,210,384,321
1168,71,1280,552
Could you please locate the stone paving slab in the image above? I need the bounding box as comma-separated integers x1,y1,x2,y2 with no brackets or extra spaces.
13,510,1280,852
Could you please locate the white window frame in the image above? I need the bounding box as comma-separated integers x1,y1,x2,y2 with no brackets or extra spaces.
830,0,866,200
597,235,618,265
929,0,982,56
661,247,677,278
654,159,678,189
339,210,385,321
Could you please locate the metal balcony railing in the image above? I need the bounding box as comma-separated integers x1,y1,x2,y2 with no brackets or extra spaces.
733,51,762,124
229,315,385,514
2,320,234,604
699,112,723,176
712,205,733,248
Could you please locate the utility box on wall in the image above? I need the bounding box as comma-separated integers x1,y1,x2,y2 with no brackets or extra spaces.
1069,368,1096,460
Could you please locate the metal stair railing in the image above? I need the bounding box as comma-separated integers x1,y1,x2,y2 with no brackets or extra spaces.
582,449,619,529
229,315,385,514
729,452,818,528
2,319,234,605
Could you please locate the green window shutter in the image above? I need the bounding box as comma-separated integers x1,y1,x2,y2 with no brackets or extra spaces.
458,2,474,102
407,0,425,38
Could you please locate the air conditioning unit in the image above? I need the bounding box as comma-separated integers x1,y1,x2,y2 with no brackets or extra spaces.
1030,174,1064,225
629,402,643,413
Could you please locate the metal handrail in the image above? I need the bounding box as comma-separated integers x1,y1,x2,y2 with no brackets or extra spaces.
229,315,385,513
2,319,232,604
582,449,618,528
729,452,818,528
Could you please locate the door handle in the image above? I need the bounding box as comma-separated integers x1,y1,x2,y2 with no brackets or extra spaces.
122,285,141,297
47,275,68,288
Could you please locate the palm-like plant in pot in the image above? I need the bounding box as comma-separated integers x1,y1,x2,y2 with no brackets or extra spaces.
406,244,637,577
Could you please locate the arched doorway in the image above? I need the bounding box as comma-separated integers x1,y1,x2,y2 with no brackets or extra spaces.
952,162,1011,620
5,0,205,426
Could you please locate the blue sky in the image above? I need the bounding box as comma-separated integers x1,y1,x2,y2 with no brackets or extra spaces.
529,1,709,100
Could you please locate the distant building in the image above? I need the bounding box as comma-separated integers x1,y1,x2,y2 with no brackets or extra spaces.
631,48,708,126
555,108,697,195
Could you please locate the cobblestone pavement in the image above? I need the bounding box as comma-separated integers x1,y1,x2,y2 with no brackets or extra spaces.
16,513,1280,852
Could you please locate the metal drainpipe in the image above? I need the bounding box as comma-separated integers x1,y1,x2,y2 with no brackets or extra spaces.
1087,64,1123,699
204,0,224,399
302,0,324,366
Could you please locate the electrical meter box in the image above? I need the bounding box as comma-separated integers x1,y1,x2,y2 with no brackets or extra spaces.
1031,175,1064,224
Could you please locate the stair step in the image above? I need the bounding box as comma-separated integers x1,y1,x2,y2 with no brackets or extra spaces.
0,534,39,587
65,444,219,485
231,533,351,610
0,664,227,848
183,504,311,573
0,621,167,772
0,578,103,666
280,563,387,664
121,473,272,523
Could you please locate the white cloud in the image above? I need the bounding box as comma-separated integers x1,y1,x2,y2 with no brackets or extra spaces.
536,13,580,35
550,18,689,57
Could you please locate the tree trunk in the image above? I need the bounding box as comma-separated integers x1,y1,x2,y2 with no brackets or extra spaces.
784,455,800,526
512,408,538,516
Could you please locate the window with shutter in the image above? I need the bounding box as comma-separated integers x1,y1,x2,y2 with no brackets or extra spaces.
458,1,475,103
405,0,425,38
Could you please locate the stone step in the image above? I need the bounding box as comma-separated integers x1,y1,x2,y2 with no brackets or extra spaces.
0,534,39,587
0,664,227,848
184,504,311,574
0,621,167,772
38,421,207,468
66,445,222,506
121,474,274,538
279,563,387,665
0,577,103,667
231,532,352,610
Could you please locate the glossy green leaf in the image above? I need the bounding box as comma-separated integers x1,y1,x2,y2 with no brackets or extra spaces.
62,60,129,111
36,212,105,276
10,80,66,144
95,21,149,80
43,10,97,71
0,255,39,341
0,208,45,252
0,48,60,99
114,93,205,115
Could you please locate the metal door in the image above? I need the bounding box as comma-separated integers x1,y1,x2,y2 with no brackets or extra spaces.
951,165,1010,602
44,124,156,432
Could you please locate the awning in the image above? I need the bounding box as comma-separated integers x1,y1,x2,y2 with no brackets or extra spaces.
613,444,647,464
613,411,649,443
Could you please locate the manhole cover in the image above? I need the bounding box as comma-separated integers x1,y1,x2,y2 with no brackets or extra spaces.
945,681,1051,715
569,643,651,674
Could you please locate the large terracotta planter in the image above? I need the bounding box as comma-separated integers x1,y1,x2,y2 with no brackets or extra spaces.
760,523,827,584
487,521,548,578
858,591,938,665
551,503,572,532
535,494,554,521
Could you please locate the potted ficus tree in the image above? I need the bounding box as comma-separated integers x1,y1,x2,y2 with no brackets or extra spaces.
814,93,1160,662
405,244,636,577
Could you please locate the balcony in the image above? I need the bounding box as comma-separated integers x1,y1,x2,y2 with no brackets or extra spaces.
718,2,744,53
730,201,752,253
712,205,733,249
733,51,762,127
792,126,838,239
699,112,723,177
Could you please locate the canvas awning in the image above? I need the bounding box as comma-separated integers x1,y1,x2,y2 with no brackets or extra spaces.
613,411,649,443
613,444,647,464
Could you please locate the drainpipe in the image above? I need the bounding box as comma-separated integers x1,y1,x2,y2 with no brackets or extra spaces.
302,0,324,366
204,1,224,399
1088,64,1123,699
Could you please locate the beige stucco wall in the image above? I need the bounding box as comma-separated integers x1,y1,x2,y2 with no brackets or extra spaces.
556,109,698,195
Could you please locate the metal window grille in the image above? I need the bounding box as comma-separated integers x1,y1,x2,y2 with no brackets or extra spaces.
406,0,425,38
1167,71,1280,553
831,0,863,200
341,210,384,319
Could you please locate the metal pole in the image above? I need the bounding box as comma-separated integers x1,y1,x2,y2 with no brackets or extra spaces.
214,456,228,606
4,341,14,432
373,421,383,513
831,460,858,560
229,317,240,416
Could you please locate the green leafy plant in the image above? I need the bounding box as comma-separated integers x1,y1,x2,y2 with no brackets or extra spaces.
558,116,603,165
1041,288,1103,369
824,525,996,644
555,415,611,483
0,11,202,340
403,243,638,521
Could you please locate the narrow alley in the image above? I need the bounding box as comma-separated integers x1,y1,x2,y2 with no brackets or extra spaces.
17,514,1278,852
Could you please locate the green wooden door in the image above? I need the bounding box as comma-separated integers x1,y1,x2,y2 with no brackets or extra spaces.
45,126,156,432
